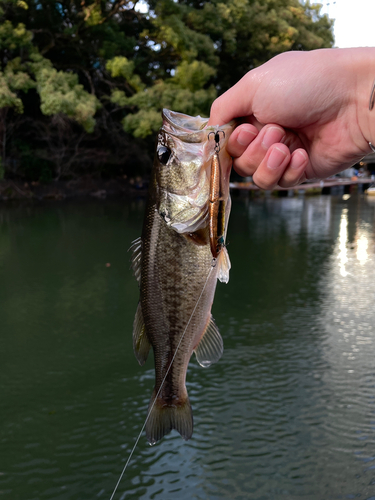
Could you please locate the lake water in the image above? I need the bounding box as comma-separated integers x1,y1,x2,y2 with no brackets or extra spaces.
1,192,375,500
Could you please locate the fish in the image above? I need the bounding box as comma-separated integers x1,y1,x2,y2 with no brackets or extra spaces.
130,109,234,445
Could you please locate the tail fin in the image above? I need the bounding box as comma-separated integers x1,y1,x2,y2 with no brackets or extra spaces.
145,391,193,445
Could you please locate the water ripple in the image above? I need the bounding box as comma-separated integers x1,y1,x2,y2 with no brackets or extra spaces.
2,196,375,499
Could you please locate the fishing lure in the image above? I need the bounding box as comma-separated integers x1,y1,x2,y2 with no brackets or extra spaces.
208,130,226,259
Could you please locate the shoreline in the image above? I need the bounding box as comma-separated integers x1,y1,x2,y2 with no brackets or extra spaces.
0,176,372,202
0,177,148,202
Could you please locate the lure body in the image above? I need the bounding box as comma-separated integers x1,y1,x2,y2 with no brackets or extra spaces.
209,146,226,259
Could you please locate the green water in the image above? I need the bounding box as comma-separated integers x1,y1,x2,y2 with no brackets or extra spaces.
1,194,375,500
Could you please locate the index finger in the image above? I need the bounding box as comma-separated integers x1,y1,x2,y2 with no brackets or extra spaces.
207,74,256,126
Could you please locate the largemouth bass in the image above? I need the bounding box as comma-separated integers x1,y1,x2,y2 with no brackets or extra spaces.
130,109,234,445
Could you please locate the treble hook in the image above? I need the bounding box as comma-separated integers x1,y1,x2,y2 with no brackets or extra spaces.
208,130,225,153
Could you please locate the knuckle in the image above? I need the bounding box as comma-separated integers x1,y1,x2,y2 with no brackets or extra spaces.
209,99,221,120
278,179,297,188
278,174,300,188
234,157,257,176
252,175,276,191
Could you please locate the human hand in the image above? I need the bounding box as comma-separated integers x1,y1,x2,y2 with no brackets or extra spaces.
208,48,375,188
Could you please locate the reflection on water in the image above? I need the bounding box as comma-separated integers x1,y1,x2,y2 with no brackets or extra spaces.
1,194,375,500
338,208,349,277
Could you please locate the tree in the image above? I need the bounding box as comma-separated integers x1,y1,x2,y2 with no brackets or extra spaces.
0,0,334,180
120,0,333,137
0,13,34,177
0,1,105,178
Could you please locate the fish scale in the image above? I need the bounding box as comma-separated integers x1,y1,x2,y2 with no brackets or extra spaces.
131,109,235,444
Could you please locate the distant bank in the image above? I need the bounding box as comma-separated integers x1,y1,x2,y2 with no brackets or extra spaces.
230,178,374,197
0,178,141,202
0,176,373,202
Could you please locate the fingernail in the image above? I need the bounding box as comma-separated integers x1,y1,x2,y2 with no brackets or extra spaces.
237,129,257,146
267,147,287,170
262,127,285,150
291,150,308,169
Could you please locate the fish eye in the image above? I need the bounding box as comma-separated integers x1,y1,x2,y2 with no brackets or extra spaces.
157,146,171,165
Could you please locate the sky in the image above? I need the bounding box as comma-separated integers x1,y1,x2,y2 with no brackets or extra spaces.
312,0,375,48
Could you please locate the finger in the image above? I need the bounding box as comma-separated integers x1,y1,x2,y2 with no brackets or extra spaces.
278,149,309,188
208,74,256,126
226,124,259,159
252,143,291,190
232,124,286,177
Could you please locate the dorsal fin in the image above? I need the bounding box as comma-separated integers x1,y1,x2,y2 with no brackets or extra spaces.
194,316,223,368
129,237,142,284
132,302,151,366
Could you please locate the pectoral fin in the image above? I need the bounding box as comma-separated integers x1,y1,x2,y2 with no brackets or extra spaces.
129,237,142,284
194,316,223,368
132,302,151,365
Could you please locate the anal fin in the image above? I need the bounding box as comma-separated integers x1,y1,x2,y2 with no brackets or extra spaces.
194,316,223,368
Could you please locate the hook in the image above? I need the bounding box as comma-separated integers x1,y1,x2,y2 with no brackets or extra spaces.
208,130,225,153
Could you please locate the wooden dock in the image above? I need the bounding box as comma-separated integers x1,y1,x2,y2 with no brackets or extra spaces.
230,177,374,193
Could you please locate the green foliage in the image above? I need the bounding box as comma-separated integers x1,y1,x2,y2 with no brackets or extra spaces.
0,57,34,113
31,54,100,133
0,17,34,113
111,59,217,137
113,0,333,137
37,68,99,133
120,79,217,138
0,20,32,50
0,71,26,113
106,56,145,92
0,0,334,180
172,61,216,93
83,3,103,27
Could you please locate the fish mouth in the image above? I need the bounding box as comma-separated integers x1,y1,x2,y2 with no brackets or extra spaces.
162,109,208,131
162,108,236,146
162,109,209,144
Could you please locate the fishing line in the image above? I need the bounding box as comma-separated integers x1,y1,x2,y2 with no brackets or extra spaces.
109,260,216,500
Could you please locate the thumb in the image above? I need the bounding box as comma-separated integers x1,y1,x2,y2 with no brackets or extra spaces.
208,73,256,127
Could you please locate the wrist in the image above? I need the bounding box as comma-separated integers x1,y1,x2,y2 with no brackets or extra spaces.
351,47,375,151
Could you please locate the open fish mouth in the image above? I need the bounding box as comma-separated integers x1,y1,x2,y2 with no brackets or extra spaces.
162,109,209,139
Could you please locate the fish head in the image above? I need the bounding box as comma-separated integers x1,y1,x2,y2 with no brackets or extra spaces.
154,109,234,234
